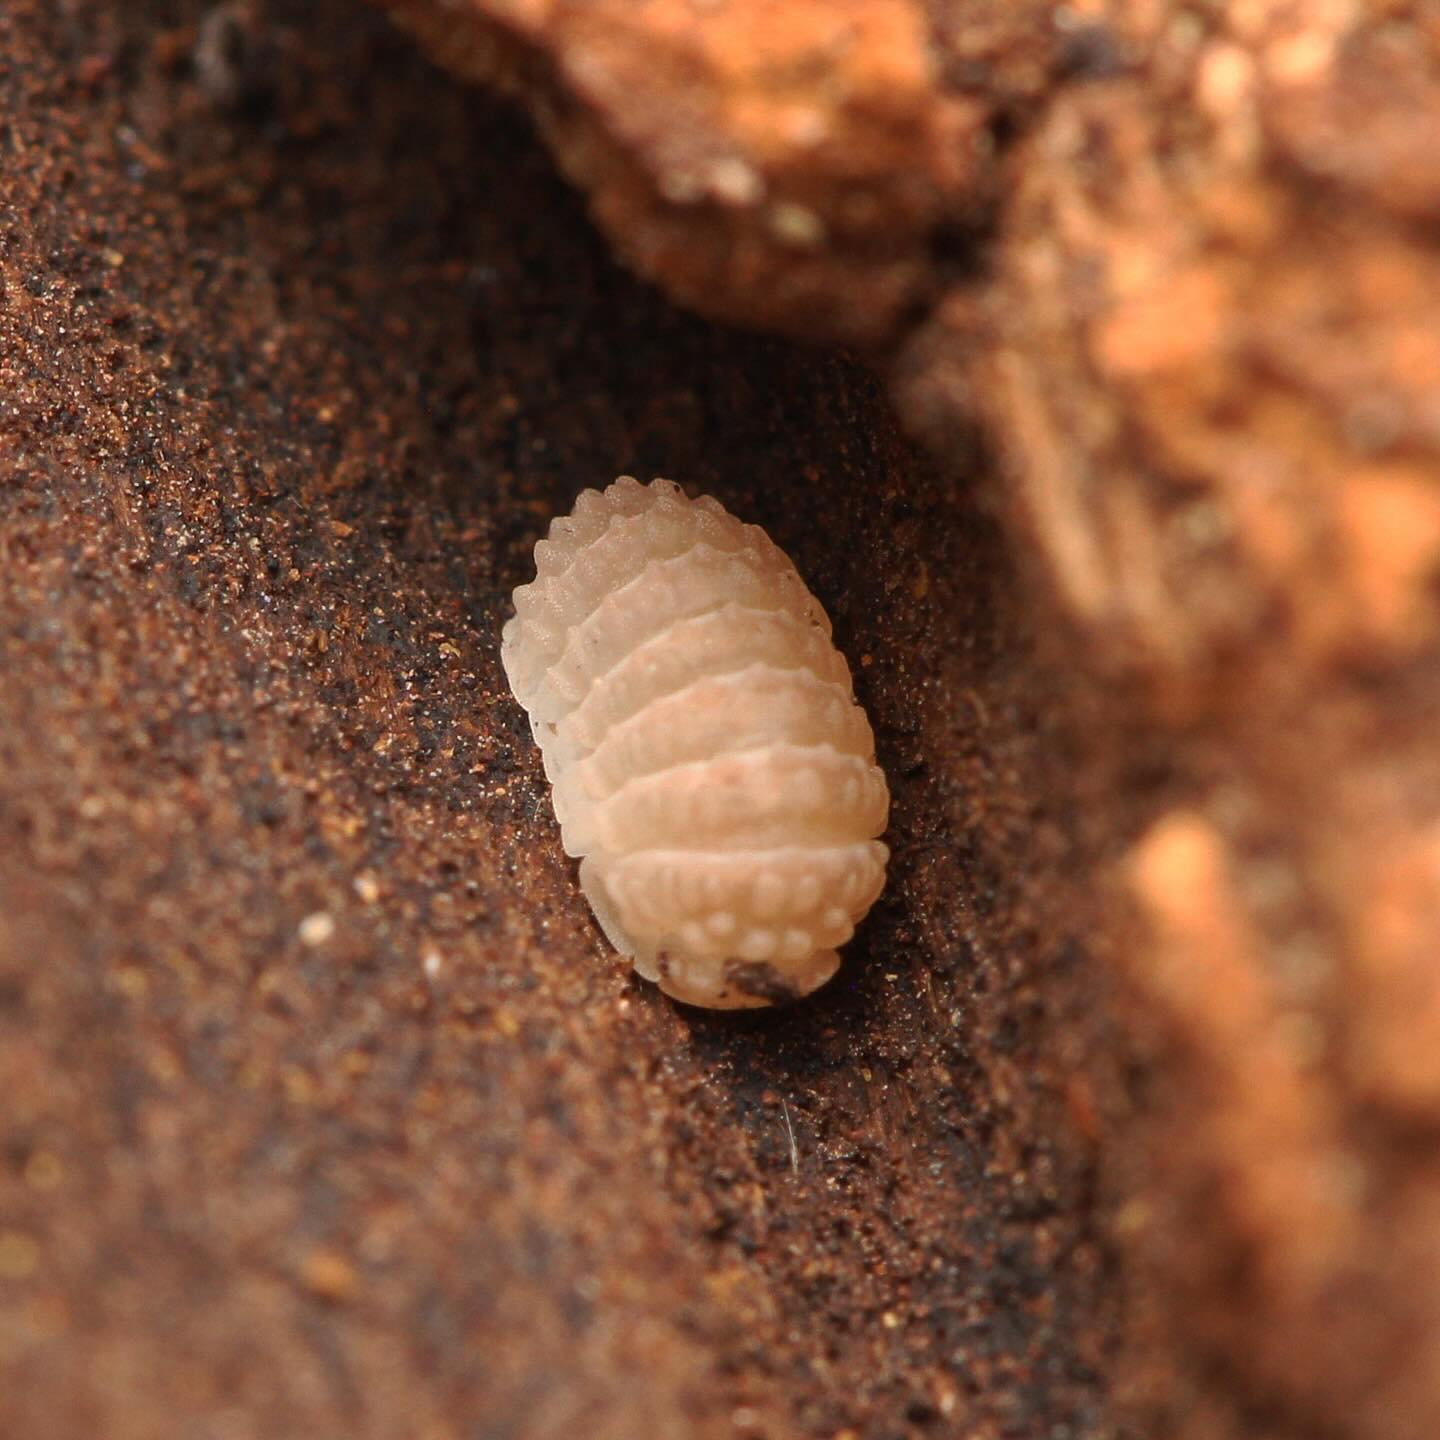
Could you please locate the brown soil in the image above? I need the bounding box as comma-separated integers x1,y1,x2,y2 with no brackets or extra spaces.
0,5,1118,1439
382,2,1440,1437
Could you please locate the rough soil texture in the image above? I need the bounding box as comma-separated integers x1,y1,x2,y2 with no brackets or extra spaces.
381,3,1440,1440
0,5,1115,1440
8,0,1439,1437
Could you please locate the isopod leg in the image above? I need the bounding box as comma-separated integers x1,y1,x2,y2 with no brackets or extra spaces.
577,855,638,959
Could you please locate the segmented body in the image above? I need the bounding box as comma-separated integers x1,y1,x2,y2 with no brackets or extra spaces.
501,476,889,1008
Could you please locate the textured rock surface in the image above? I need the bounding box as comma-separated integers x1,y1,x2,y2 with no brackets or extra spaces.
935,8,1440,1440
383,0,1012,344
0,4,1112,1439
381,2,1440,1440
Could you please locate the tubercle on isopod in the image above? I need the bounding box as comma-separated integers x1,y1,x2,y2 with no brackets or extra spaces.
501,475,890,1009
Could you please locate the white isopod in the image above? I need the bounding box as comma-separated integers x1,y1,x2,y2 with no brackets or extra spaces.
500,475,890,1008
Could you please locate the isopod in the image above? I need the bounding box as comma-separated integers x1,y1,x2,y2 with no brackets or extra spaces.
501,475,890,1008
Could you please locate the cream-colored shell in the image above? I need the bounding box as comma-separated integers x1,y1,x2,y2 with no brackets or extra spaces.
500,476,889,1008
